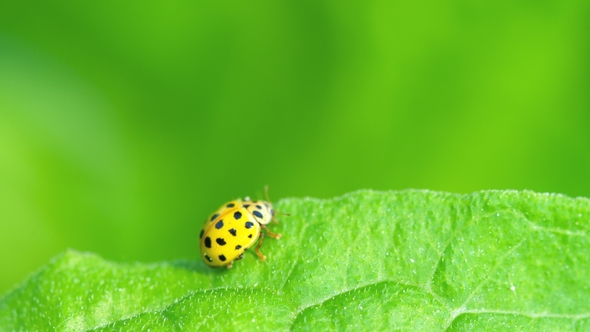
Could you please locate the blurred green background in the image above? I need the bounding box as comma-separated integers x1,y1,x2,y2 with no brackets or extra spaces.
1,1,589,294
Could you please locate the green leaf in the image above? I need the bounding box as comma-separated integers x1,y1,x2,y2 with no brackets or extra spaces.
1,190,590,331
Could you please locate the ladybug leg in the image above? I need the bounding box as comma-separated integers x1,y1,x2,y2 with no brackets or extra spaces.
262,224,282,239
255,232,267,261
226,254,244,269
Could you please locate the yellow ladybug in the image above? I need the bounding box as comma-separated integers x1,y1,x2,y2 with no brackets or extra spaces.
199,188,282,268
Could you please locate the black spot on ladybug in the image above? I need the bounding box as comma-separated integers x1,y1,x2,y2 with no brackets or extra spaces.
204,254,212,262
215,220,224,229
216,238,226,246
245,221,254,229
235,245,242,250
199,229,204,239
264,202,270,208
226,203,235,208
219,254,226,262
210,213,219,222
256,205,262,209
243,204,250,209
234,211,242,220
253,211,263,218
271,209,275,216
229,228,237,236
248,234,253,238
204,237,212,248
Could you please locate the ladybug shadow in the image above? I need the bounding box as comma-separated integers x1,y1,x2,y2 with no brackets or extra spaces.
168,259,228,275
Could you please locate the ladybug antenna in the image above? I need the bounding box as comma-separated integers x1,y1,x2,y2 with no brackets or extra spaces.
264,185,271,202
265,185,290,223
